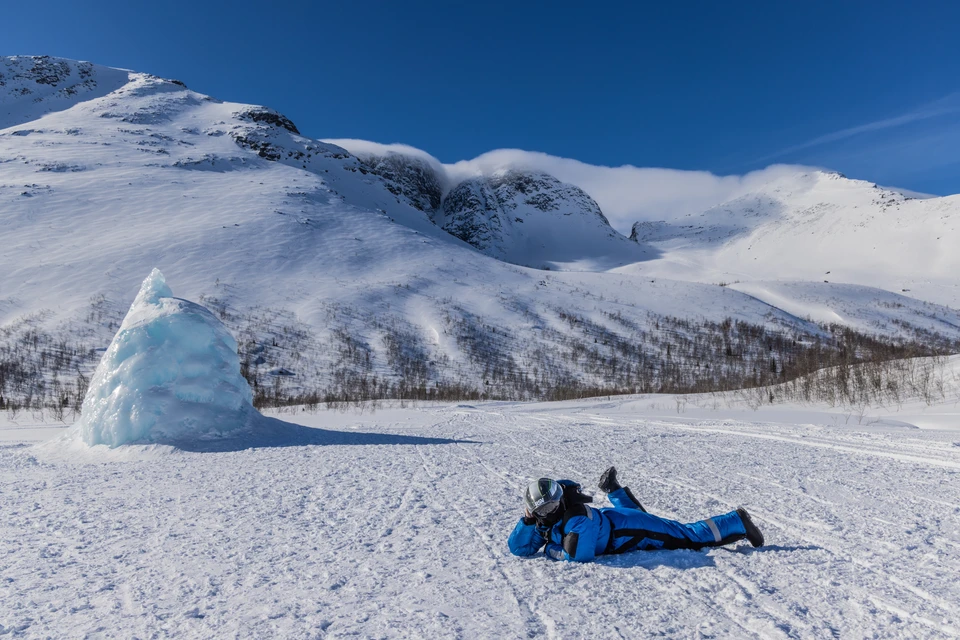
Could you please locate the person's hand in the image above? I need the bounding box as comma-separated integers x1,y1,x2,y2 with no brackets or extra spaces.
522,508,536,525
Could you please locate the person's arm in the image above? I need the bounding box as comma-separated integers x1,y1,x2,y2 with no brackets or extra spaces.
547,507,600,562
508,512,548,557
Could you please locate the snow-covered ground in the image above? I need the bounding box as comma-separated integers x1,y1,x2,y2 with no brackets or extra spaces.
3,55,960,639
3,391,959,638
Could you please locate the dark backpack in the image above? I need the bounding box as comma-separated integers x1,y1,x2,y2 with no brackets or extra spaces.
557,479,593,506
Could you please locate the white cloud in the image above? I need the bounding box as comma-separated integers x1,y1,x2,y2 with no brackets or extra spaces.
751,92,960,166
323,139,818,234
447,150,815,233
323,138,453,187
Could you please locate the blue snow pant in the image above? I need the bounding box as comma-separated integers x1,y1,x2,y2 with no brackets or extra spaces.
603,487,747,553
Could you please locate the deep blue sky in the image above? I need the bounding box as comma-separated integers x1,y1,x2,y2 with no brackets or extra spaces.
6,1,960,194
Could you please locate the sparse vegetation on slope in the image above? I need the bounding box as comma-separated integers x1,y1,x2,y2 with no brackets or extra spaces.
3,291,956,417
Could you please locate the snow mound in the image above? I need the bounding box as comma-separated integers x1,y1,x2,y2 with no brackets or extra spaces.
72,269,256,447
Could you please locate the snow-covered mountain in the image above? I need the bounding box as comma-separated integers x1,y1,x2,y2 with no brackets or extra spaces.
435,169,649,269
2,56,959,407
0,56,130,130
339,145,649,269
626,170,960,308
360,151,444,213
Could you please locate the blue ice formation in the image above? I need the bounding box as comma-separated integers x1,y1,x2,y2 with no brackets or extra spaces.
75,269,256,447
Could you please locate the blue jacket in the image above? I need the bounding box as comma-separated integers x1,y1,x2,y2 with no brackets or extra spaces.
508,486,747,562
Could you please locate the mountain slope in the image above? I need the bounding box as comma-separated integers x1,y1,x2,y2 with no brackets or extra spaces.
1,56,959,409
627,171,960,308
0,56,131,130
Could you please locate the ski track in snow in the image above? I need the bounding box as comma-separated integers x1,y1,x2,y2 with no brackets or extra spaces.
2,400,959,639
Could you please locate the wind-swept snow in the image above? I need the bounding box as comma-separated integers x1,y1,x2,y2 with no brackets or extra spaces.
729,280,960,341
2,392,959,638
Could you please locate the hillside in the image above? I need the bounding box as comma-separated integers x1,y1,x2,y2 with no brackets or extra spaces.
2,56,960,411
625,170,960,308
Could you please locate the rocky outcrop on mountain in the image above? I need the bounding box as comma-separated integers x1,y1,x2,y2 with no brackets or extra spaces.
360,153,443,212
630,220,677,243
0,55,91,90
339,149,645,267
435,169,631,266
1,56,131,130
487,170,611,226
439,177,502,250
235,107,300,135
315,141,650,267
228,107,349,167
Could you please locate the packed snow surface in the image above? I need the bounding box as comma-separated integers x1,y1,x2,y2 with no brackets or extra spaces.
3,386,960,638
70,269,256,447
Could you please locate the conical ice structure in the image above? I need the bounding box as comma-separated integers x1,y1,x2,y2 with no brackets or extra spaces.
74,269,256,447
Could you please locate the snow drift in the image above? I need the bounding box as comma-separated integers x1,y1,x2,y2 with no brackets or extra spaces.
73,269,256,447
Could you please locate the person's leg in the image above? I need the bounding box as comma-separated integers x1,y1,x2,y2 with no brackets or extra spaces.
605,508,747,553
607,487,647,512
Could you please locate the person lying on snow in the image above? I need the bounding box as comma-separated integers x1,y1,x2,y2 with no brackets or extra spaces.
508,467,764,562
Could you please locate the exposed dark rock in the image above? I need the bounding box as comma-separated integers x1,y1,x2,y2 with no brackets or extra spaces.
236,108,300,134
360,154,443,212
629,221,655,242
231,134,282,161
438,169,610,254
487,170,609,223
28,56,72,86
440,178,502,249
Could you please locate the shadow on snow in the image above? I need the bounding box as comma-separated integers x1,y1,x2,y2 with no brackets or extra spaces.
155,415,478,453
594,543,823,569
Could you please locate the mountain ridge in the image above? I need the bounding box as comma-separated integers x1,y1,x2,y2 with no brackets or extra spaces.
620,168,960,308
2,55,959,410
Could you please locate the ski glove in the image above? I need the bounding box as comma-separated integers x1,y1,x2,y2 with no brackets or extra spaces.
545,543,565,561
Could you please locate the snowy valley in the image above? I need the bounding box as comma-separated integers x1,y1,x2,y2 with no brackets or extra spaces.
2,55,960,639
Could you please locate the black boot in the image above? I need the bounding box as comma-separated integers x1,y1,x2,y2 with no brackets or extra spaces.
736,507,764,548
598,466,621,493
600,467,647,511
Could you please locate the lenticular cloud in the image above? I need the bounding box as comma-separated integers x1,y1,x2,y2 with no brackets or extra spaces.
73,269,256,447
